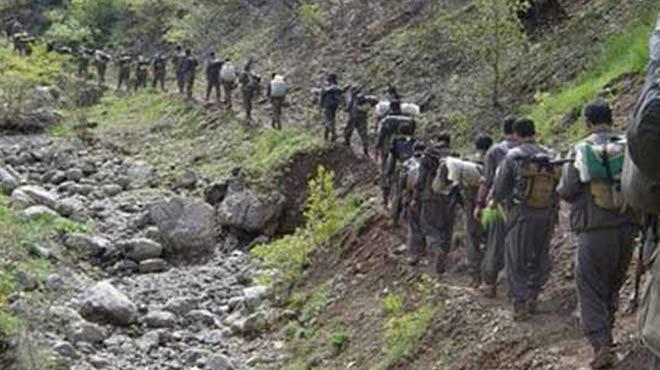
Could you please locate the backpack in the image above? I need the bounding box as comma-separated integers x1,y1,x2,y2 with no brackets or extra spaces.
575,137,626,210
322,85,343,110
220,62,236,82
391,138,415,161
640,246,660,358
623,74,660,214
270,76,287,98
513,154,560,209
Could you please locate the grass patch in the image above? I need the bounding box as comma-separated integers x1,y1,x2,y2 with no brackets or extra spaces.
247,127,323,177
0,196,89,336
382,293,404,316
330,327,351,352
528,10,660,143
0,41,69,86
252,167,365,287
370,294,438,370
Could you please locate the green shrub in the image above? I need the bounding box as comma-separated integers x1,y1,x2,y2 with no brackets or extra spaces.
298,2,328,37
330,328,350,351
252,166,364,286
382,293,404,316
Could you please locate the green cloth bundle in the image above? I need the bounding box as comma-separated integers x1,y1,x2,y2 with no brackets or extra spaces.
480,206,504,227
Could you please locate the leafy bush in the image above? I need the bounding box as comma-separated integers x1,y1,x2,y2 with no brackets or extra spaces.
383,305,435,361
298,2,328,37
330,328,350,351
382,293,404,316
252,166,363,286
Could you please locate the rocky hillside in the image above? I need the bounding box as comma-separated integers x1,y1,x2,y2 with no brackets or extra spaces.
0,1,659,370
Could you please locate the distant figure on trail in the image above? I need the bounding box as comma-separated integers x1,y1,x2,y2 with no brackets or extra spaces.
268,73,287,130
77,46,93,79
239,59,261,122
474,116,518,298
4,18,22,41
181,49,198,99
135,55,150,91
205,52,223,102
172,45,186,95
152,52,167,92
319,73,344,142
558,100,637,370
93,49,111,86
344,85,374,157
490,118,558,322
220,58,237,109
463,134,493,289
408,132,456,275
116,53,133,91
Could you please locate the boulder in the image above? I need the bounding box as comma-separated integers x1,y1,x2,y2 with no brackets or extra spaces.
187,310,218,326
53,341,78,359
19,205,59,222
148,197,216,259
79,281,137,326
243,286,270,310
135,331,160,353
67,320,108,344
139,258,167,274
143,310,177,328
18,185,58,209
55,197,86,218
163,297,199,316
206,354,236,370
0,167,19,194
119,238,163,262
65,168,84,182
101,184,123,197
9,188,35,209
126,161,155,189
216,189,285,235
64,233,111,257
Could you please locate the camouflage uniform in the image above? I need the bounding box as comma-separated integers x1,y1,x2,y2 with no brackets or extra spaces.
239,70,260,121
172,50,186,94
135,58,150,91
182,55,198,99
78,48,92,79
345,91,370,156
320,84,344,142
93,50,111,85
492,139,557,314
117,55,133,91
152,55,167,91
205,59,223,102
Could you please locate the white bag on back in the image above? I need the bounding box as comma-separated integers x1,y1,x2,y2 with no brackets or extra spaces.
220,62,236,82
401,103,420,117
270,76,287,98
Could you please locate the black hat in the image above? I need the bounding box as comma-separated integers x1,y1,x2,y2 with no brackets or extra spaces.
584,99,613,125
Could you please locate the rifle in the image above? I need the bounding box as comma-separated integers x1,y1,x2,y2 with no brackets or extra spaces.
628,215,658,314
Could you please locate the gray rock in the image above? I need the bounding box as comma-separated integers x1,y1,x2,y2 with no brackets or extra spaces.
88,354,111,369
101,184,122,197
206,354,236,370
73,184,94,195
50,171,67,185
217,189,285,235
19,205,59,222
0,166,19,194
79,281,138,326
126,161,155,188
53,341,78,359
112,259,139,274
55,197,85,218
163,297,199,316
64,233,110,257
148,197,216,259
15,270,38,291
119,238,163,261
66,168,84,182
51,306,83,326
143,310,177,328
243,286,270,310
135,331,160,352
67,320,107,344
9,188,35,209
139,258,167,274
187,310,217,326
19,185,58,208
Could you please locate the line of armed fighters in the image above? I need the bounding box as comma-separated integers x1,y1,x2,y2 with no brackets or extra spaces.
6,13,660,370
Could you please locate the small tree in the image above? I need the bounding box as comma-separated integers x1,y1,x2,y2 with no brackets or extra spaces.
451,0,529,108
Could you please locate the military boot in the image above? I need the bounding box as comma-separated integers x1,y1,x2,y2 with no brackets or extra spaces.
527,294,538,315
513,303,529,322
590,347,615,369
435,252,447,276
480,284,497,298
